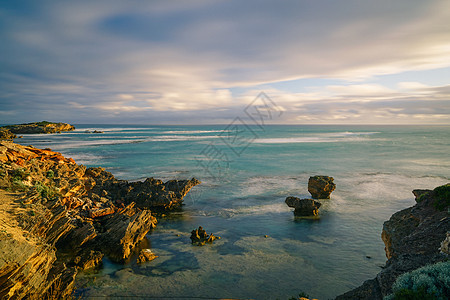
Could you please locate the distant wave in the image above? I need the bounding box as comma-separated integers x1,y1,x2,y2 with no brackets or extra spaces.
48,139,145,150
161,130,230,134
74,127,154,133
254,131,381,144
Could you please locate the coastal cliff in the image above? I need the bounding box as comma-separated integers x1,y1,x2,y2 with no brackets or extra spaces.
336,184,449,299
1,121,75,134
0,141,200,299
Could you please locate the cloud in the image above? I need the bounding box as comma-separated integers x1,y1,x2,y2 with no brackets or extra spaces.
0,0,449,124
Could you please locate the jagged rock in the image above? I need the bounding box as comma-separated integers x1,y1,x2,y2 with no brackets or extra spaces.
0,235,57,299
440,232,450,255
86,167,201,210
98,203,157,262
190,226,219,246
1,121,75,134
71,250,103,270
137,249,158,264
336,184,450,299
412,189,431,201
0,129,16,140
308,175,336,199
285,196,321,217
0,141,201,298
89,206,115,218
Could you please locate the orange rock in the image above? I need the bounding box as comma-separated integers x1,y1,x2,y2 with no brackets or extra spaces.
89,207,115,218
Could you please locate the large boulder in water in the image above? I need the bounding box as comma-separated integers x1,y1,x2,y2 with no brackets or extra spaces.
285,196,321,217
308,175,336,199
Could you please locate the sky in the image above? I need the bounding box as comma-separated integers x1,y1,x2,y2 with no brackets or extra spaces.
1,0,450,125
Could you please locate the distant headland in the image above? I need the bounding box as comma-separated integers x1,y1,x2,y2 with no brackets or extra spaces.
0,121,75,138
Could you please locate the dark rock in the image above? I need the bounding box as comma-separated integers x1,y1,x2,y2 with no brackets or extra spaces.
86,167,201,210
308,175,336,199
190,226,219,246
336,183,450,299
285,196,321,217
412,189,431,202
137,249,158,264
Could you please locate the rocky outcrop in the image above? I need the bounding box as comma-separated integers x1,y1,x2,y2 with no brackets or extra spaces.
98,203,157,262
440,232,450,255
86,167,201,210
0,129,16,140
285,196,321,217
0,141,199,299
336,183,450,299
1,121,75,134
308,175,336,199
190,226,220,246
137,249,158,264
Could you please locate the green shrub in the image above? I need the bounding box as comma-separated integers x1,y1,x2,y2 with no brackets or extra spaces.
33,182,58,200
384,261,450,300
10,168,30,182
9,179,28,192
433,184,450,211
46,169,54,179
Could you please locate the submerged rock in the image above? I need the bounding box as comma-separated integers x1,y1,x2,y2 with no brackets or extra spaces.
285,196,321,217
308,175,336,199
190,226,220,246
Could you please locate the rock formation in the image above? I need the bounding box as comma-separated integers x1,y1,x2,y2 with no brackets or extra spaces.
336,183,450,299
308,175,336,199
190,226,219,246
85,167,201,210
137,249,158,264
285,196,321,217
0,140,199,299
0,129,16,140
1,121,75,134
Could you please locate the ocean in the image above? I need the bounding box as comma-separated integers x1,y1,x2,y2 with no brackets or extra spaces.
16,124,450,299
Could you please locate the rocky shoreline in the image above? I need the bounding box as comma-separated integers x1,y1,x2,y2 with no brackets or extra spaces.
335,184,449,299
0,139,448,299
0,141,200,299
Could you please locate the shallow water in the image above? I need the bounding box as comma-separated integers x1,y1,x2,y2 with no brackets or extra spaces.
17,125,450,299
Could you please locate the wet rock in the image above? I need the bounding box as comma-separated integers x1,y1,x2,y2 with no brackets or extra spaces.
308,175,336,199
285,196,321,217
137,249,158,264
190,226,219,246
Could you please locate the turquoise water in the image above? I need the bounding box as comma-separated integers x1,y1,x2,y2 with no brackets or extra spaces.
17,125,450,299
